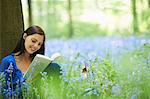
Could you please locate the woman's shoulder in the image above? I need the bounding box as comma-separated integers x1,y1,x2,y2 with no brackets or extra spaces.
1,53,15,63
0,54,15,72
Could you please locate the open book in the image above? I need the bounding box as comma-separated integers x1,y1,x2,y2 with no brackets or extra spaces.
23,53,61,82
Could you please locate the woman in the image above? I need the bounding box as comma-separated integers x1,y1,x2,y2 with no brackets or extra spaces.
0,25,60,98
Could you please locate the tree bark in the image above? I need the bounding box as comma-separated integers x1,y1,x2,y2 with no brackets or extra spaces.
0,0,2,61
0,0,24,61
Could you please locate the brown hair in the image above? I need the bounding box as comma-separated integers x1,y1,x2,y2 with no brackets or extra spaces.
12,25,45,59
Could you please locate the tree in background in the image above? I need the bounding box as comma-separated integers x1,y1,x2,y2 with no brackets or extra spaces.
68,0,74,38
136,0,150,34
131,0,139,34
28,0,32,26
0,0,24,60
22,0,149,38
148,0,150,8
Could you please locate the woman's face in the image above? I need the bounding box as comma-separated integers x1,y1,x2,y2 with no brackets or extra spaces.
23,33,44,54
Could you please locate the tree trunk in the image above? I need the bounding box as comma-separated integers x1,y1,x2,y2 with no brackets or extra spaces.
131,0,139,33
28,0,32,26
0,0,24,61
68,0,74,38
0,0,2,61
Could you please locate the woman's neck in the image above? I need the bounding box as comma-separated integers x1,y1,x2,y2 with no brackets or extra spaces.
14,52,32,73
22,52,31,60
15,51,32,61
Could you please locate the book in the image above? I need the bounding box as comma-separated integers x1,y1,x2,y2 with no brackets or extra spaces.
23,53,61,83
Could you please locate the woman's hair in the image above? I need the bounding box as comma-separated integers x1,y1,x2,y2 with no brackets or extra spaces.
12,25,45,58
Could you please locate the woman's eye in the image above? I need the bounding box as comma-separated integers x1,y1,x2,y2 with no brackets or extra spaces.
32,40,36,43
38,43,42,46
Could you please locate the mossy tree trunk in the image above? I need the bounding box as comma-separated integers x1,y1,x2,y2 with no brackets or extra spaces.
0,0,1,62
0,0,24,61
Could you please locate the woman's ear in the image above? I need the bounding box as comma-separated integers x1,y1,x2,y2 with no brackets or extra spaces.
23,33,27,39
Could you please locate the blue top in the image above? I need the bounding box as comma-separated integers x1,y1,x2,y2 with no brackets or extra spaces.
0,53,26,97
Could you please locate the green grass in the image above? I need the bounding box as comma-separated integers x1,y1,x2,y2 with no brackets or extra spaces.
20,42,150,99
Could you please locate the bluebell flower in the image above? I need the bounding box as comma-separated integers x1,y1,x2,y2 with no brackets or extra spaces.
0,61,27,98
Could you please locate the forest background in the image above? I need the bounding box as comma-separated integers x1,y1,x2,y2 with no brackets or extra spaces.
22,0,150,38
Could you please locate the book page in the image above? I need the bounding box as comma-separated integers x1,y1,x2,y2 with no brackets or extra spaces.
23,54,52,82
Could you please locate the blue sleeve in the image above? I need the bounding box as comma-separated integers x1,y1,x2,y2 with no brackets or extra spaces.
0,57,26,97
0,58,10,72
